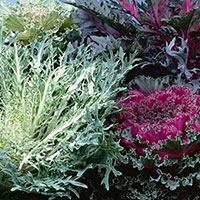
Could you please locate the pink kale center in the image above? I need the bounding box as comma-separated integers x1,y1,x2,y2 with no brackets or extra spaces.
117,86,200,146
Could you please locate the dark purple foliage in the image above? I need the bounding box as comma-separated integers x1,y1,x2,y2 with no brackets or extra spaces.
118,0,200,88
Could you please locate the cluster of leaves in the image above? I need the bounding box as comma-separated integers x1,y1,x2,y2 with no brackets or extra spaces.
0,0,77,45
0,25,140,199
112,142,200,199
114,0,200,90
60,0,140,55
63,0,200,89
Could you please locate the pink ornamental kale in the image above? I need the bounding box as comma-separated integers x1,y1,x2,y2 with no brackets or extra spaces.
117,86,200,161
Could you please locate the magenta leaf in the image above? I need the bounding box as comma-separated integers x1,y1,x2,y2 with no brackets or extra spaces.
116,0,140,19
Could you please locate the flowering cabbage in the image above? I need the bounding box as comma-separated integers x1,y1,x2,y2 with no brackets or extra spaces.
116,0,200,90
117,85,200,164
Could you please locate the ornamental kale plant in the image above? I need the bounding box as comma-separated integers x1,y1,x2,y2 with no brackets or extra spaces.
0,0,75,45
115,85,200,199
61,0,139,55
117,0,200,90
117,85,200,161
65,0,200,88
0,26,140,199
